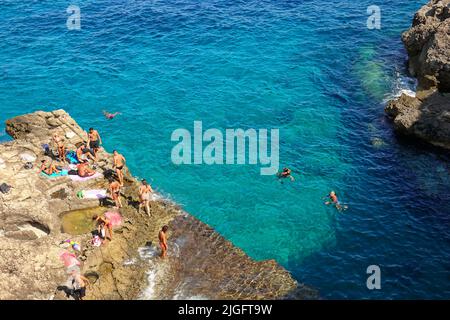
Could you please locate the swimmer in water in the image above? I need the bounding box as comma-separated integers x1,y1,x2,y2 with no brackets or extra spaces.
324,191,348,211
103,110,121,120
277,167,295,182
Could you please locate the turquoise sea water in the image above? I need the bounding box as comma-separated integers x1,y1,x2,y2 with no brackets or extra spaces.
1,0,450,299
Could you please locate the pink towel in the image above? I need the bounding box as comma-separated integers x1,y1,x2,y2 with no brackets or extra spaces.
69,172,102,182
105,211,122,227
59,251,81,267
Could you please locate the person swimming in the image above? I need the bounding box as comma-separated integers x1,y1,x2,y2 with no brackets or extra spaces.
277,167,295,182
103,110,121,120
324,191,348,211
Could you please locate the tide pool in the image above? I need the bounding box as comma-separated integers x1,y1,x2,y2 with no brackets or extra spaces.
1,0,450,299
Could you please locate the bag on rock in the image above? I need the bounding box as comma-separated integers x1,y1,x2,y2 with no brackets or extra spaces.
0,183,12,194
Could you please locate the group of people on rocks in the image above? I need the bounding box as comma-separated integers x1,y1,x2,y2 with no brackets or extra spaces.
40,122,171,300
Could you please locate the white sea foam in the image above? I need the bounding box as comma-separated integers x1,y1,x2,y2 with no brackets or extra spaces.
383,70,417,103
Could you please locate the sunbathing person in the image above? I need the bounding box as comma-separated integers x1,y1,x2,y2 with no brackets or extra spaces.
52,133,66,163
77,162,96,178
40,159,60,175
92,215,113,240
76,143,95,163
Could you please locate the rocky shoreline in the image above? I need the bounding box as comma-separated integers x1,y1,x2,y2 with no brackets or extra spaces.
0,110,316,300
386,0,450,149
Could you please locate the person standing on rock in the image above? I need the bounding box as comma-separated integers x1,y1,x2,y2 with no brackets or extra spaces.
138,179,153,216
109,179,122,209
113,150,126,187
87,128,102,160
52,133,66,163
92,215,113,241
159,225,169,259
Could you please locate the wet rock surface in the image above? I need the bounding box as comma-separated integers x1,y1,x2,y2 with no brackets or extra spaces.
386,0,450,148
0,110,305,300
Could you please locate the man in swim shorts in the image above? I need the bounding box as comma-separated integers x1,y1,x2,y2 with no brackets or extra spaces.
159,225,169,259
138,179,153,216
109,179,122,209
76,143,95,163
113,150,126,187
88,128,102,160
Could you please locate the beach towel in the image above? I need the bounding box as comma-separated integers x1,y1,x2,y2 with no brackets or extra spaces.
66,151,80,164
92,235,102,247
77,189,107,200
41,170,69,179
59,251,81,268
20,153,36,162
105,211,122,227
69,172,102,182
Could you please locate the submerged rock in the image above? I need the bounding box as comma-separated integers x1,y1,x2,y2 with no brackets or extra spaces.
386,0,450,148
0,110,306,300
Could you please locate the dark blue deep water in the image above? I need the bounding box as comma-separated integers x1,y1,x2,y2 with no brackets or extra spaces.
1,0,450,299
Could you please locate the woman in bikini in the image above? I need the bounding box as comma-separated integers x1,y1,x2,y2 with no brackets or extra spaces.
52,133,66,163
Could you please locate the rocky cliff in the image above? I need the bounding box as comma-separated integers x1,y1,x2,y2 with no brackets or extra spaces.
0,110,315,300
386,0,450,149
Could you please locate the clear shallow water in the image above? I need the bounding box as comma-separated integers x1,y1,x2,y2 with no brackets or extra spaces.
1,0,450,299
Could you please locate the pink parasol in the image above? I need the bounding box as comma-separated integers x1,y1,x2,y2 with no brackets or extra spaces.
105,211,122,227
59,251,81,268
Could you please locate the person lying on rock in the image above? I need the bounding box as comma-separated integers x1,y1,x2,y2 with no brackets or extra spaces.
76,142,96,163
77,162,96,178
92,215,113,241
108,179,123,209
40,159,60,175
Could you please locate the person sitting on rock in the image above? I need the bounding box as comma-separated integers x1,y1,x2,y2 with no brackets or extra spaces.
40,159,60,175
77,162,96,178
76,142,95,163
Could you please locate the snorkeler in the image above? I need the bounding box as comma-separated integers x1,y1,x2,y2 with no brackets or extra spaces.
324,191,348,211
277,167,295,181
